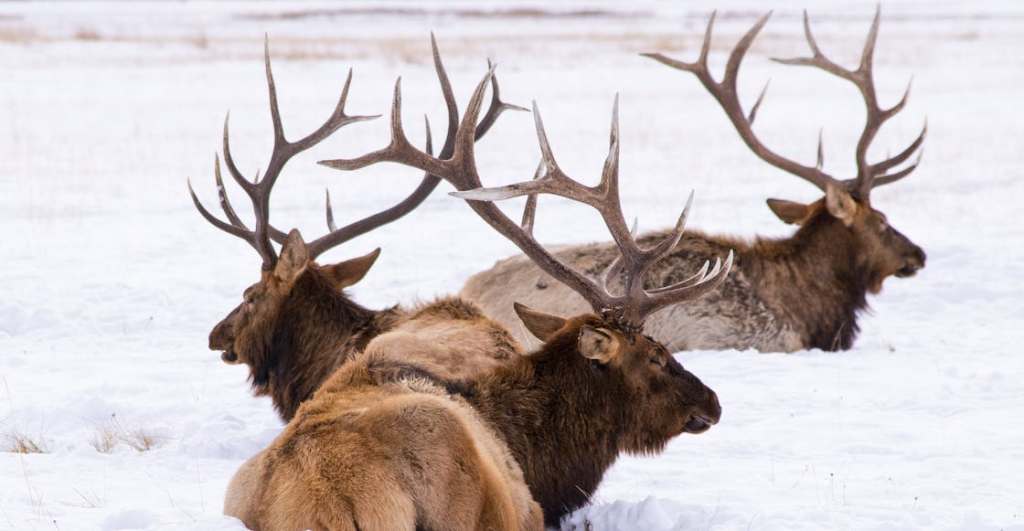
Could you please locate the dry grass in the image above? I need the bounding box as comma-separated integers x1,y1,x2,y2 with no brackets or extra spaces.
119,428,163,452
88,414,165,453
4,432,47,454
89,425,118,454
72,27,101,41
69,488,105,509
0,27,38,44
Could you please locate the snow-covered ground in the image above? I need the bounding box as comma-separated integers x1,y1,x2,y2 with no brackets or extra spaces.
1,1,1022,529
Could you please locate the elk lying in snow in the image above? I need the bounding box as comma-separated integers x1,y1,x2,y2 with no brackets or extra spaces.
461,9,927,353
309,58,729,527
189,38,522,421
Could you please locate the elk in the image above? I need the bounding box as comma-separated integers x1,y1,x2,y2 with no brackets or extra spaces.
189,37,523,422
459,9,927,353
315,57,731,526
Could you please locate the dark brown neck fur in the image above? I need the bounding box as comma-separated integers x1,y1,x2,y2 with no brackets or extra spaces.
458,320,629,527
741,208,872,350
258,271,401,421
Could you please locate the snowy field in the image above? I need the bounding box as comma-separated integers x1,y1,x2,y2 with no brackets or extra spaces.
1,1,1023,529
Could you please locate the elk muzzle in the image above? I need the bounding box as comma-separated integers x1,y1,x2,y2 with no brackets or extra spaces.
896,245,926,278
682,388,721,434
209,316,239,363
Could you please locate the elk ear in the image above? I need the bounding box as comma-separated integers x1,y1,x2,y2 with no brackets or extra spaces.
766,198,812,225
578,326,620,364
322,248,381,289
513,302,566,342
824,184,858,227
275,229,309,284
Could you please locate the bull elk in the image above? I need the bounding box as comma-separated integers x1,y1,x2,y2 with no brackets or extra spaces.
313,54,731,527
460,9,927,353
189,37,523,421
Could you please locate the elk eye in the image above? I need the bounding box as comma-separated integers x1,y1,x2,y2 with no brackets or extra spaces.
650,356,665,367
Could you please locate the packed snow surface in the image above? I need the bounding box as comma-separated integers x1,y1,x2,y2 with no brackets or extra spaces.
1,1,1022,529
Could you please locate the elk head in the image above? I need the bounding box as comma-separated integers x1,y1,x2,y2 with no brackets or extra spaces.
643,7,927,293
207,232,381,367
516,304,721,447
321,61,732,449
190,37,521,385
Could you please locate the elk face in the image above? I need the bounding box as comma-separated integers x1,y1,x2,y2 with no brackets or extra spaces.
209,230,380,368
580,325,721,441
516,305,721,454
768,184,926,293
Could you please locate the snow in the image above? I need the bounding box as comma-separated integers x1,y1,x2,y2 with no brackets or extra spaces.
1,1,1022,529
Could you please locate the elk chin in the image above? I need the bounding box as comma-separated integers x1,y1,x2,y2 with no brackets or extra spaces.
894,262,920,279
221,350,240,364
682,413,716,434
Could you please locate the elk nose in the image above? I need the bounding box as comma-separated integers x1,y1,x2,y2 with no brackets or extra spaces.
911,247,927,269
209,322,230,350
703,389,722,425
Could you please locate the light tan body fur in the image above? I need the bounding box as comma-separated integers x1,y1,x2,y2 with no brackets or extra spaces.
225,299,540,531
225,350,542,531
377,298,521,382
462,232,802,353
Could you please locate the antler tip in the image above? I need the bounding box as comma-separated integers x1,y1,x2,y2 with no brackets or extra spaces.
317,159,346,170
450,187,515,201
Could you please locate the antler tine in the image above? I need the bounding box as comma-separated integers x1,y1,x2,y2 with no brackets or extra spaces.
816,129,825,169
872,146,924,188
320,37,722,327
639,10,716,78
305,114,441,260
213,153,248,230
773,7,924,200
221,114,255,195
748,79,770,125
642,190,694,265
646,259,711,295
873,119,926,175
456,97,639,258
213,155,291,243
645,11,842,193
320,78,451,179
454,96,730,329
431,33,460,160
325,189,337,232
521,161,544,236
638,251,734,318
477,59,529,138
264,35,286,147
307,36,527,260
722,11,773,86
191,37,391,269
188,178,253,242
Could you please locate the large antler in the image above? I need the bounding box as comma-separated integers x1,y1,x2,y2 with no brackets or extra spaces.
189,36,521,269
321,42,731,330
642,7,925,202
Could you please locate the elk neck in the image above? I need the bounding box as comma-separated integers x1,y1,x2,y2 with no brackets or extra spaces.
460,321,626,526
747,209,873,351
263,269,399,421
